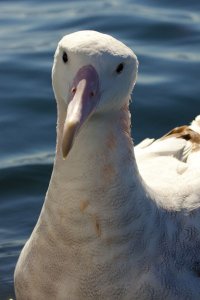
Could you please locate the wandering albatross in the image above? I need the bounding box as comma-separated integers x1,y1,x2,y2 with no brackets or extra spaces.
14,30,200,300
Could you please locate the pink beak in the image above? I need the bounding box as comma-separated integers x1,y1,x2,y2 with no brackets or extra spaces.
62,65,100,159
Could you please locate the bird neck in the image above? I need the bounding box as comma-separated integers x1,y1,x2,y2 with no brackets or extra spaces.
44,101,155,246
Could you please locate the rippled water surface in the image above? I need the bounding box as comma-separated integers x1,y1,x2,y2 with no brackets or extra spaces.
0,0,200,298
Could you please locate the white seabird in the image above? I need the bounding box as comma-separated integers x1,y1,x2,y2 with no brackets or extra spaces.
14,30,200,300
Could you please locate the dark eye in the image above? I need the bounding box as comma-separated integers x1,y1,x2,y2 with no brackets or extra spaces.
62,51,68,63
116,63,124,74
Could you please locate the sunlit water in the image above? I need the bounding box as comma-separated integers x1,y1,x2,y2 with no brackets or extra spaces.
0,0,200,298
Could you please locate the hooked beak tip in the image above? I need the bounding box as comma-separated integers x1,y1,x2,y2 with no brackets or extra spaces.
62,121,78,160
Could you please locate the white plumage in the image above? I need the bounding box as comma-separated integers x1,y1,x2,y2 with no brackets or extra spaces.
15,31,200,300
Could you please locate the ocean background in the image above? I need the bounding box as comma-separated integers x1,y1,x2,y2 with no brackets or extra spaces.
0,0,200,298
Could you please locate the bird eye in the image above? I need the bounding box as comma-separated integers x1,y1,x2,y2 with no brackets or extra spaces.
62,51,68,63
116,63,124,74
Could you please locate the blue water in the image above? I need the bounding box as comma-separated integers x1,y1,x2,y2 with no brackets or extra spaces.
0,0,200,298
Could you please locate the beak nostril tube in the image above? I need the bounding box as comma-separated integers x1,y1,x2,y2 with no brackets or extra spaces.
71,87,76,94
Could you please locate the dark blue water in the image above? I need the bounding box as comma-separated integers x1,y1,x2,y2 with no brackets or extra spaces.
0,0,200,298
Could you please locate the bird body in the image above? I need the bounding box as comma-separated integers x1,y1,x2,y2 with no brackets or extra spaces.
14,31,200,300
